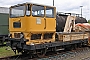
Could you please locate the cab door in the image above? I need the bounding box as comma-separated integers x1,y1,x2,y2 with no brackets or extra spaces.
29,4,45,32
45,7,56,31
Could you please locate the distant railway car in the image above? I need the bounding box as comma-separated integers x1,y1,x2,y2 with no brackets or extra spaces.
7,2,88,57
0,7,9,45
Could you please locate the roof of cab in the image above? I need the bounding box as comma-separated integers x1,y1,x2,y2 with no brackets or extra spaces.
10,2,56,8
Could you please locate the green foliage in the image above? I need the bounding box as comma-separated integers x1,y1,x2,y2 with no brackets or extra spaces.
88,20,90,23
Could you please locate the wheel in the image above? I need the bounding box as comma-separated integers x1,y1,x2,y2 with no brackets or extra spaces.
36,48,47,58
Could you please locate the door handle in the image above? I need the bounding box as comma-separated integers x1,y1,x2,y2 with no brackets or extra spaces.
44,18,46,29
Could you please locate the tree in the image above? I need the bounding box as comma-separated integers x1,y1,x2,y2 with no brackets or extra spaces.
88,20,90,23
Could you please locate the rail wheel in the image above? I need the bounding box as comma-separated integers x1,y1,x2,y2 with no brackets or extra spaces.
36,48,47,58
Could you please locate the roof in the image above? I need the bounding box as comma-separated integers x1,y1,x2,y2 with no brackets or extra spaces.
10,2,55,8
0,7,9,14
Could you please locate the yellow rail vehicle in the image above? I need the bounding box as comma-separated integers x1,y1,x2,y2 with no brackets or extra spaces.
8,2,88,57
9,3,56,45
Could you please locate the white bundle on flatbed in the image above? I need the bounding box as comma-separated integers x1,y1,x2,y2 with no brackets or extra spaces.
75,23,90,32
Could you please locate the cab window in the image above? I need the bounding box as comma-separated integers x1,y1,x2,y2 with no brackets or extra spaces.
32,5,44,17
46,7,54,18
10,5,25,18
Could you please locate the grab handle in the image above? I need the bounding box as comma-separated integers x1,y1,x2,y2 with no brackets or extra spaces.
44,18,46,29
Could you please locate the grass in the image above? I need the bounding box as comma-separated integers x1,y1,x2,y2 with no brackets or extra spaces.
0,46,15,58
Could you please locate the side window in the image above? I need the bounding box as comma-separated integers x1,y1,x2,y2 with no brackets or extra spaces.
32,5,44,17
10,5,25,18
46,7,54,18
13,22,21,28
26,4,30,16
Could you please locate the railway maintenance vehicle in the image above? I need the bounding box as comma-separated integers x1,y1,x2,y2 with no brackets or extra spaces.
7,2,89,57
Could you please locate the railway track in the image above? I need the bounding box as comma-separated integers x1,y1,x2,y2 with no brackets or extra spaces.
0,46,90,60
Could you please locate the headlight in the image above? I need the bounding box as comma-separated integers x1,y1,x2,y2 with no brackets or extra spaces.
30,43,34,45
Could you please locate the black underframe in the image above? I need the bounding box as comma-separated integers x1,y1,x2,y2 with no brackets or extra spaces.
7,38,88,51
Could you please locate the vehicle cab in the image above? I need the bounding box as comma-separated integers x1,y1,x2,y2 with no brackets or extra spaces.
9,2,56,45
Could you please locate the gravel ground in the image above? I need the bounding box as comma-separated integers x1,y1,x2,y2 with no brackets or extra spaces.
1,47,90,60
38,47,90,60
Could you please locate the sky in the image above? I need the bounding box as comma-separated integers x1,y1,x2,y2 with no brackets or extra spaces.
0,0,90,20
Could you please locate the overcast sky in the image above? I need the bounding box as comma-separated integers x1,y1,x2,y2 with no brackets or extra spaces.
0,0,90,20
